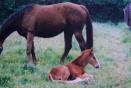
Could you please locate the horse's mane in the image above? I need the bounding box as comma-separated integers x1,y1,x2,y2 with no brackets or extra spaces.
0,4,34,34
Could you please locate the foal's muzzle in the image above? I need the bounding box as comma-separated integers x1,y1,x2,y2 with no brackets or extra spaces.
95,64,100,68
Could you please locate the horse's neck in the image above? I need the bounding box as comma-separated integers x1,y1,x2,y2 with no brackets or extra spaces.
0,24,15,44
0,8,23,44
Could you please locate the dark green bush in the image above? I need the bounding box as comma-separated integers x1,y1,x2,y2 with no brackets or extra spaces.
0,75,13,88
0,0,131,23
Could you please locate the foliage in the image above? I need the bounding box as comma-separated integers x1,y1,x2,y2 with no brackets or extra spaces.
0,0,131,23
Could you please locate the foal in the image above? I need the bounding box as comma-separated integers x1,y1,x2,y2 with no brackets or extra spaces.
48,49,99,83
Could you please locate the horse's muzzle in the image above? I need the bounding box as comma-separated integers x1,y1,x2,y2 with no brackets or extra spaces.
0,47,3,54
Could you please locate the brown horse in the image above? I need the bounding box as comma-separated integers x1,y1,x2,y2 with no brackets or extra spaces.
48,48,99,83
0,2,93,64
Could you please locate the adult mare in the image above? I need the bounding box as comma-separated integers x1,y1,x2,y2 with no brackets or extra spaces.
0,2,93,64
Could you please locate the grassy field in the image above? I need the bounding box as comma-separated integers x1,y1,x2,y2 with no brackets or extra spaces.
0,22,131,88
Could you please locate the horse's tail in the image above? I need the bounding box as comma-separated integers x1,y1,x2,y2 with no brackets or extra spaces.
80,5,93,49
0,4,34,34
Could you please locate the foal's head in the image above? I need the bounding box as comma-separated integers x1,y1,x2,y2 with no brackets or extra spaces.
87,52,100,68
73,49,100,68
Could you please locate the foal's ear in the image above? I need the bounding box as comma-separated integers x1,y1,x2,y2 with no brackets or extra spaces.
83,48,93,55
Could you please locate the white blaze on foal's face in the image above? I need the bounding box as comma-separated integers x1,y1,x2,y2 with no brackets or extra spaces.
88,52,100,68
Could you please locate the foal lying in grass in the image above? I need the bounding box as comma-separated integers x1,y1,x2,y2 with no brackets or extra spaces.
48,49,100,84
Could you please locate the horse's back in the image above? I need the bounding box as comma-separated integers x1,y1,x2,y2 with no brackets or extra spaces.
21,2,87,37
22,2,86,25
61,2,87,29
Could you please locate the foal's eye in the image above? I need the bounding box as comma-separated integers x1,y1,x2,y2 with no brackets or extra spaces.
92,57,96,60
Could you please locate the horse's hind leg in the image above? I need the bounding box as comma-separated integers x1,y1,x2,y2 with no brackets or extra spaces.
60,31,73,63
74,31,86,51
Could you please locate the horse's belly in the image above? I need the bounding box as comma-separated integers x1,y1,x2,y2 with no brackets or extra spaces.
35,15,66,37
35,27,64,38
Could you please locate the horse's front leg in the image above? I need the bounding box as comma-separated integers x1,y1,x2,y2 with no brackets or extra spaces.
31,42,37,64
60,31,73,64
26,32,34,64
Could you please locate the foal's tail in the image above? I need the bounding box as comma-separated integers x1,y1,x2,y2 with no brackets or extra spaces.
81,5,93,49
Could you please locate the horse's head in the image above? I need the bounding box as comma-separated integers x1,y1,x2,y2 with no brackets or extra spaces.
0,26,3,54
0,42,3,54
87,52,100,68
0,47,3,54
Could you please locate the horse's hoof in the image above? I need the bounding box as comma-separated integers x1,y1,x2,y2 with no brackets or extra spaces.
33,60,37,65
23,63,36,72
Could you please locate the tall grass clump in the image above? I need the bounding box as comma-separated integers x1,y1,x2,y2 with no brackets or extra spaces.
0,22,131,88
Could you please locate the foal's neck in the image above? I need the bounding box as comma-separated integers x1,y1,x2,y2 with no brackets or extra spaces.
72,49,92,68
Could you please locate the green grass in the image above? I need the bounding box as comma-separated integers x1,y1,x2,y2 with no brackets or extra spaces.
0,22,131,88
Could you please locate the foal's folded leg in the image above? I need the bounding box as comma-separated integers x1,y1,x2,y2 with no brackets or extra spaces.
59,77,82,84
81,73,93,80
60,73,93,84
